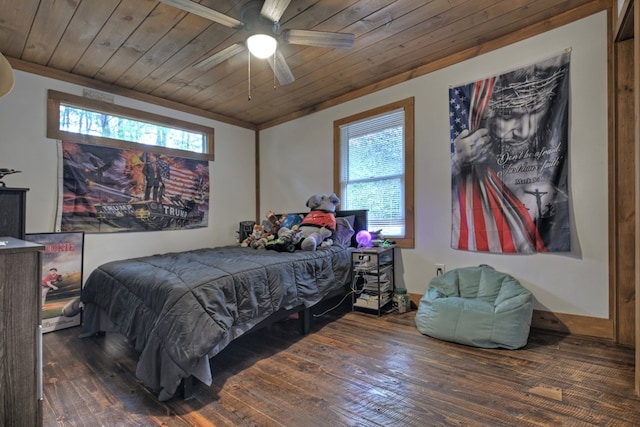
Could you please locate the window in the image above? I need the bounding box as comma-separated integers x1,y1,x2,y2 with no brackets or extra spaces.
47,90,214,161
334,97,414,248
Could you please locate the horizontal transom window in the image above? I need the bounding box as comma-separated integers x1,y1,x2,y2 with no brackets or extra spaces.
47,90,214,161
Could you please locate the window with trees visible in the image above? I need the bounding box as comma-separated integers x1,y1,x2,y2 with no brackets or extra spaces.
47,90,214,161
334,97,414,248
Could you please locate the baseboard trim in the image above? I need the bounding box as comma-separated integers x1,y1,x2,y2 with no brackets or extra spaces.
531,310,614,340
409,293,614,340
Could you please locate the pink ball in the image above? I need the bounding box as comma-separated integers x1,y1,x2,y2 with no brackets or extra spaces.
356,230,372,247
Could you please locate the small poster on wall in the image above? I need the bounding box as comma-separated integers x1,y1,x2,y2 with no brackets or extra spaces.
25,232,84,333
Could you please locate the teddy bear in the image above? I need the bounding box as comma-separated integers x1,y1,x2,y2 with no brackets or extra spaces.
241,223,269,249
298,193,340,251
263,210,286,237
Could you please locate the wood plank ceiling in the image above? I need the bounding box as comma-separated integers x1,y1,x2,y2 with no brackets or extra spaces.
0,0,607,130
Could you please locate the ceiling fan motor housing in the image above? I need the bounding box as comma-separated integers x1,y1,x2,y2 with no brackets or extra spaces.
242,0,280,35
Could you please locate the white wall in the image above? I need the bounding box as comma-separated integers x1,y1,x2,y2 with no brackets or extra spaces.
0,12,608,319
260,12,609,318
0,71,255,279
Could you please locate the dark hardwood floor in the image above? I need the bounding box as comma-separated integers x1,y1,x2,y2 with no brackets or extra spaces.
42,301,640,426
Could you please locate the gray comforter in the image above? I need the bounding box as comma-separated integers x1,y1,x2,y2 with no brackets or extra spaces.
81,245,351,400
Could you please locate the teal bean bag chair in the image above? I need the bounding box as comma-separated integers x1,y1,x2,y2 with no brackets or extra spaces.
415,265,533,349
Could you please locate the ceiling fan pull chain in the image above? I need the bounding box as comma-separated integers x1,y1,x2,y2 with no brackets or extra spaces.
247,49,252,101
273,50,276,90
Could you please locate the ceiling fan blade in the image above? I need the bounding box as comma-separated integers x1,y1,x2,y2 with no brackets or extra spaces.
158,0,243,29
194,43,245,71
260,0,291,23
267,50,295,85
282,29,355,49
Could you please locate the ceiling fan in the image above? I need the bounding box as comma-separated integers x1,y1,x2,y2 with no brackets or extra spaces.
158,0,355,86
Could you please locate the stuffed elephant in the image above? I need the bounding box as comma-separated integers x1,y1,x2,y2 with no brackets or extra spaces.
299,193,340,250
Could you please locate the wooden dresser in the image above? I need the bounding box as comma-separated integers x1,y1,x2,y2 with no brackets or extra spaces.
0,237,44,427
0,187,28,239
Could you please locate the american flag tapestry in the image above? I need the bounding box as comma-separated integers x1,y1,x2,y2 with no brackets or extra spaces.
449,51,571,253
57,140,209,233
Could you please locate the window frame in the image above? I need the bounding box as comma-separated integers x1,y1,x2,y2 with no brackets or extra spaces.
333,97,415,249
46,90,214,161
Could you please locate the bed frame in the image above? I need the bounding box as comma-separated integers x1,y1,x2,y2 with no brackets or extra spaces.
83,209,368,400
176,209,367,399
178,288,343,399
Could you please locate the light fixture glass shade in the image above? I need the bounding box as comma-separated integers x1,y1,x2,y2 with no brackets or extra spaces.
0,53,14,98
247,34,277,59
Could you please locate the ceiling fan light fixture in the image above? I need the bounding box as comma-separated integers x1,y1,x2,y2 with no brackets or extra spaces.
247,34,277,59
0,53,14,98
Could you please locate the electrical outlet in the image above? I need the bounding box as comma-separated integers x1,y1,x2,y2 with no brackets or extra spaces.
436,264,445,276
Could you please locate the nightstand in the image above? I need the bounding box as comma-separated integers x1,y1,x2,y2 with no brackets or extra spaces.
351,245,395,316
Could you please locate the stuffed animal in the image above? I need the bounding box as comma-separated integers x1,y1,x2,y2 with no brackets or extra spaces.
240,224,259,247
241,223,269,249
298,193,340,251
263,210,285,237
266,226,304,253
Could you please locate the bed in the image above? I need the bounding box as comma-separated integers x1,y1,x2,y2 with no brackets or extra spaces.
80,209,367,401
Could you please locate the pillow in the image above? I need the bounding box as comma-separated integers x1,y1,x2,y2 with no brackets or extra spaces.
338,215,356,229
333,216,355,247
280,213,304,229
337,214,356,246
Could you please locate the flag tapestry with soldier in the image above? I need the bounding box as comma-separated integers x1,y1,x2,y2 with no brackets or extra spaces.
58,140,209,233
449,51,571,253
